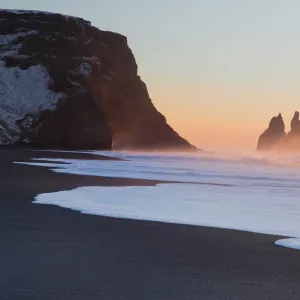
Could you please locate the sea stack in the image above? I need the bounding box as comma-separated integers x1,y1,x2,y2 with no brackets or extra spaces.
256,111,300,152
0,10,194,150
257,113,286,151
289,111,300,133
283,111,300,151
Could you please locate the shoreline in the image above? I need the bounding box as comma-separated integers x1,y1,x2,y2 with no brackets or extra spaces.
1,148,300,299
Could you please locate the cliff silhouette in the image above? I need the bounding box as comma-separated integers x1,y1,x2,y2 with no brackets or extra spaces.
257,111,300,152
0,10,195,151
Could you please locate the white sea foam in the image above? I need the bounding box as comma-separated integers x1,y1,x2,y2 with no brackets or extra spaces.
16,150,300,250
34,183,300,238
275,238,300,250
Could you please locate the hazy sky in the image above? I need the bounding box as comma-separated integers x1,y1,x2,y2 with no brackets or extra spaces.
2,0,300,150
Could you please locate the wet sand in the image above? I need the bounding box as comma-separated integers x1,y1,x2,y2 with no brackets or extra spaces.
1,148,300,299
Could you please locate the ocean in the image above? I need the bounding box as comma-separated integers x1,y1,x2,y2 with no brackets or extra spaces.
16,149,300,250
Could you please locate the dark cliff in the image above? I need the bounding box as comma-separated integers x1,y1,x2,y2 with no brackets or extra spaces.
0,10,194,150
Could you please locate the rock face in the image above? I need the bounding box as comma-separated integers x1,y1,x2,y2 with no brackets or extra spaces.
290,111,300,133
0,10,194,150
283,111,300,151
257,113,286,151
256,111,300,152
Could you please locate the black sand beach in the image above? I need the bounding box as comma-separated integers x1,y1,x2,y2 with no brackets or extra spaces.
1,149,300,300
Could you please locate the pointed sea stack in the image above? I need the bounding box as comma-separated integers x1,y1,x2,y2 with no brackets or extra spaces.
257,113,286,151
289,111,300,133
283,111,300,150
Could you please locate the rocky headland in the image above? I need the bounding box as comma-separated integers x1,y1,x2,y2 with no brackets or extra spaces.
0,10,194,150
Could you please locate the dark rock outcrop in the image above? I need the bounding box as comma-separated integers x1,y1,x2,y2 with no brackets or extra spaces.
282,111,300,151
257,113,286,151
289,111,300,133
256,111,300,152
0,10,194,150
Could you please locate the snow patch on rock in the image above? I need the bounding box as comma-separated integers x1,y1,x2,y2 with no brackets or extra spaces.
0,64,63,143
71,63,92,77
0,9,88,22
78,63,92,76
0,31,39,45
0,31,40,60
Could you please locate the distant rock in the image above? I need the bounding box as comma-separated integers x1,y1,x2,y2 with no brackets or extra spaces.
257,113,286,151
282,111,300,151
289,111,300,133
0,10,194,150
256,111,300,152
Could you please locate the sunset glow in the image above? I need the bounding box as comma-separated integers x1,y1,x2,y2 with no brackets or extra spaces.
3,0,300,150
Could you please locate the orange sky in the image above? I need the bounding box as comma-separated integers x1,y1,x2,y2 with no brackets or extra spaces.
5,0,300,151
149,82,300,150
